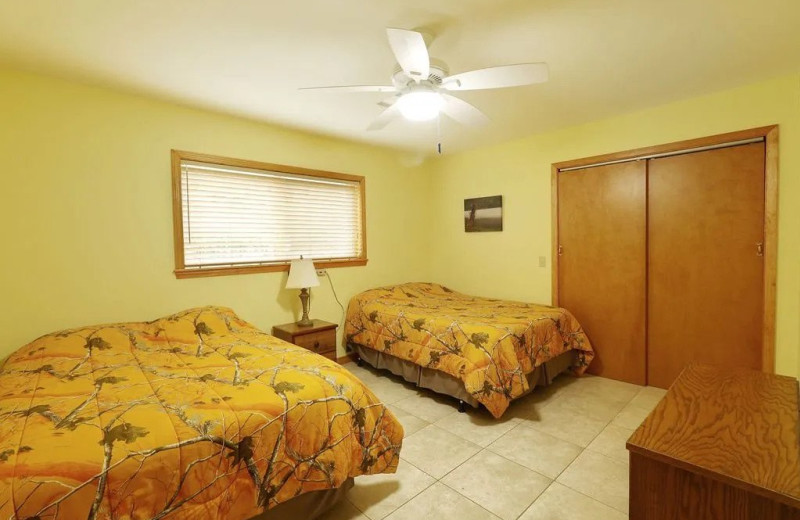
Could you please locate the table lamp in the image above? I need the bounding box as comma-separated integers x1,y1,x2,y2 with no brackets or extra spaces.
286,258,320,327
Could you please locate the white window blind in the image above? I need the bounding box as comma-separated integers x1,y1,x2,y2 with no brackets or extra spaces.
179,160,363,269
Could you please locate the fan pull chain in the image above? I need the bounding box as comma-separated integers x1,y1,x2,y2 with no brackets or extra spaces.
437,115,443,155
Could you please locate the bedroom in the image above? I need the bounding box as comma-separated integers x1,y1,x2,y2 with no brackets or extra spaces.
1,1,799,519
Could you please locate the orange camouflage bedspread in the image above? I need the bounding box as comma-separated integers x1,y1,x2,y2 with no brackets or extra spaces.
0,306,402,520
345,283,594,418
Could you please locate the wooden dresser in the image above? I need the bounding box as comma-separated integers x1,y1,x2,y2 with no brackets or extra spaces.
272,320,338,361
627,363,800,519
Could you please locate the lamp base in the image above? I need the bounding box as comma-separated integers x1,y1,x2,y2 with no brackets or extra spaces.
296,288,314,327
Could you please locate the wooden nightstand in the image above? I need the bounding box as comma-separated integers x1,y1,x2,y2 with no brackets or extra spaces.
272,320,338,361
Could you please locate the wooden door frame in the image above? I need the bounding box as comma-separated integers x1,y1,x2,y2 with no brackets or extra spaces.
551,125,779,373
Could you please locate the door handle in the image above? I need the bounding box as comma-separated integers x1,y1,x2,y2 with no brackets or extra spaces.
558,245,564,256
756,242,764,256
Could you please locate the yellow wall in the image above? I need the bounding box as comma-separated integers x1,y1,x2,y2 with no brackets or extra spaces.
0,67,431,358
3,66,799,378
427,73,800,377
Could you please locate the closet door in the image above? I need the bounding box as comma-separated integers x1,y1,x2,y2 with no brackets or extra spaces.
647,142,765,388
558,161,647,385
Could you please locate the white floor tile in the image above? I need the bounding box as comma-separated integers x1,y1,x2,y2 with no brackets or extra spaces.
434,406,520,447
385,482,500,520
519,402,609,448
557,450,629,513
392,390,460,423
586,424,635,464
399,424,481,479
365,379,420,405
628,386,667,411
542,391,628,423
345,375,636,520
519,482,628,520
442,450,551,520
611,402,653,430
387,405,430,438
347,460,435,520
569,375,641,403
488,425,582,479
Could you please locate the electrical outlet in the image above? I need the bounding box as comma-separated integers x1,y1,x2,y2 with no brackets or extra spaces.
538,256,547,268
316,269,327,277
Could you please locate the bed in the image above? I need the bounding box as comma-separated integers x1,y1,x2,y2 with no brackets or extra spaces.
0,306,402,520
345,283,594,418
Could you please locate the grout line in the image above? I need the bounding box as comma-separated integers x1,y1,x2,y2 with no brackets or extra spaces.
344,496,366,516
514,480,560,520
434,445,486,481
436,479,505,520
547,481,629,516
553,449,630,514
438,448,551,520
359,457,436,520
484,446,553,482
398,455,438,481
514,420,586,450
351,375,642,519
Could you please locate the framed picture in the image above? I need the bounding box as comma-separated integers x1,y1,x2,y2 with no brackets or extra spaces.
464,195,502,232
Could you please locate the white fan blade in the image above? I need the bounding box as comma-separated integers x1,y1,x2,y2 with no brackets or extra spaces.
440,94,490,127
442,63,549,91
367,104,401,131
299,85,396,93
377,94,400,108
386,28,430,81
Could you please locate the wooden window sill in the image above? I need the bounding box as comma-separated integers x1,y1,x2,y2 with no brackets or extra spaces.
174,258,367,279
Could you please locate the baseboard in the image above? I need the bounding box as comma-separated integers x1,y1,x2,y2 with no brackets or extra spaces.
336,353,357,365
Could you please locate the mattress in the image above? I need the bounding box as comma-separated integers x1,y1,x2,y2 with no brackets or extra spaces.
0,307,402,520
345,282,594,418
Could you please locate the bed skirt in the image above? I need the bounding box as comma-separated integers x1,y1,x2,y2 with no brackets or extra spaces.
252,478,354,520
352,344,576,410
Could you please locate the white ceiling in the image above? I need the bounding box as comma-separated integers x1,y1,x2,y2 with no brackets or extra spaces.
1,0,799,155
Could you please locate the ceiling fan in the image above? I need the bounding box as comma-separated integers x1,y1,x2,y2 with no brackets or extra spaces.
301,28,549,131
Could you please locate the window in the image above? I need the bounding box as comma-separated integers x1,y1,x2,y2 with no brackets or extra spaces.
171,150,366,278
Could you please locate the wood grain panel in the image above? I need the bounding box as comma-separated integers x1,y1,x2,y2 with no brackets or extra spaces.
272,320,337,337
647,143,765,388
294,330,337,355
271,320,338,360
630,454,800,520
552,125,776,172
557,161,647,384
763,127,780,372
628,363,800,508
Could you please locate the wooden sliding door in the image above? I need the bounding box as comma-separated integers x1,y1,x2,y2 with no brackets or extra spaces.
554,126,777,388
557,161,647,385
646,143,766,388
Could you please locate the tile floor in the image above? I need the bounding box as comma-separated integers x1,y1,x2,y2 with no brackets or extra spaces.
320,362,667,520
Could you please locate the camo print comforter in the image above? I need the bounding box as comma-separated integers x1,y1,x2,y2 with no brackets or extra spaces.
0,306,402,519
345,283,593,418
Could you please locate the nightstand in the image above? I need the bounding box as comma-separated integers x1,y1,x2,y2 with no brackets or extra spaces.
272,320,338,361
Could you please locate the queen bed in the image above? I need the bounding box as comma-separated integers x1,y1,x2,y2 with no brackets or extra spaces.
345,283,594,418
0,306,402,520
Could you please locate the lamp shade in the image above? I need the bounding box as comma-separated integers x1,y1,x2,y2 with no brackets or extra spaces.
285,258,320,289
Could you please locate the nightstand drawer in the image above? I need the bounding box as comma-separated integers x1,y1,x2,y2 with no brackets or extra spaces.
294,330,336,355
272,319,339,361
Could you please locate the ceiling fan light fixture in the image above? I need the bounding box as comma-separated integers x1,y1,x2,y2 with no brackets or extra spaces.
395,91,443,121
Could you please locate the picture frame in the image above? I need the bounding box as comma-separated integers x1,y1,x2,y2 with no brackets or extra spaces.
464,195,503,232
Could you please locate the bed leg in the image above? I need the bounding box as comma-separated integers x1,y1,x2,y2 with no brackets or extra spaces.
458,400,466,413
